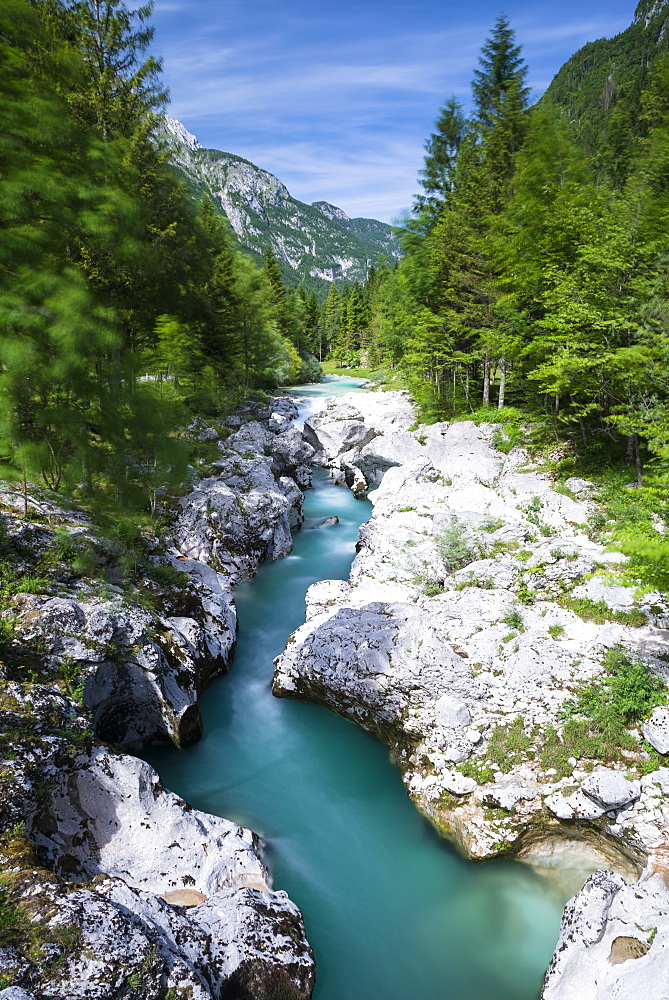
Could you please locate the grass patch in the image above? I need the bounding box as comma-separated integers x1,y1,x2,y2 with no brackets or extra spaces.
458,759,496,784
486,716,533,773
0,877,27,945
552,645,667,766
559,595,647,626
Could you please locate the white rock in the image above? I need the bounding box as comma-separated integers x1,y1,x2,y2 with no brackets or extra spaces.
643,707,669,755
541,870,669,1000
544,789,607,821
25,747,315,998
442,771,477,795
435,694,471,729
484,783,536,811
581,770,641,810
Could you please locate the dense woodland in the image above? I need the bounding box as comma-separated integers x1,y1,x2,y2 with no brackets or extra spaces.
0,0,324,513
320,3,669,588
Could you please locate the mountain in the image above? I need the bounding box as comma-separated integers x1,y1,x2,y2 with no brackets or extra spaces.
543,0,669,158
160,116,402,294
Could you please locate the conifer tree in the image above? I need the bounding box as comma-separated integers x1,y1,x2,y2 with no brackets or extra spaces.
416,96,467,217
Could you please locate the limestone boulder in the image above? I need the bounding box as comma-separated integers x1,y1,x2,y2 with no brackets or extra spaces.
643,707,669,755
541,869,669,1000
273,601,488,751
581,770,641,810
174,476,294,584
13,590,235,748
17,747,315,1000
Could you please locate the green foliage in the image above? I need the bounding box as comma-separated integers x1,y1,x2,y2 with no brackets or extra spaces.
559,596,647,627
458,759,496,784
502,607,524,631
492,426,525,453
0,877,26,943
486,716,533,773
434,518,477,573
0,0,317,517
555,645,667,763
539,724,574,778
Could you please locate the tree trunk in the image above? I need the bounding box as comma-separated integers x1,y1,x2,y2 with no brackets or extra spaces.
497,357,506,410
579,416,588,448
483,355,491,406
633,432,643,486
626,435,635,465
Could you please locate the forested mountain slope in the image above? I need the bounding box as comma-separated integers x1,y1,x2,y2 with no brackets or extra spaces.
160,116,402,293
543,0,669,176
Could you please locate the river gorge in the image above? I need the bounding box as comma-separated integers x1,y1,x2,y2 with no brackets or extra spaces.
144,377,570,1000
1,375,667,1000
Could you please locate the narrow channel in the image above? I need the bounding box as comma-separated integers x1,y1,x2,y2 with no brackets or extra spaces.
143,377,567,1000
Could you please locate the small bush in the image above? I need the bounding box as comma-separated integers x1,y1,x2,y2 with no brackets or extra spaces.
458,759,496,784
555,645,667,764
434,518,476,573
502,608,524,631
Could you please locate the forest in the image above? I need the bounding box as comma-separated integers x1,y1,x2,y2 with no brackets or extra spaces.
0,0,324,513
316,8,669,591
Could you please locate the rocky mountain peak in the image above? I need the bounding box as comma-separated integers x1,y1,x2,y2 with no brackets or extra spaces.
164,114,202,151
634,0,669,26
161,116,402,291
312,201,351,224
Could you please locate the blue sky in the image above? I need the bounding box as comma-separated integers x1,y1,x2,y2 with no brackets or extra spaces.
149,0,635,223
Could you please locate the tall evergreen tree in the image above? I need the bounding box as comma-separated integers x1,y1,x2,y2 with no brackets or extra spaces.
415,96,467,217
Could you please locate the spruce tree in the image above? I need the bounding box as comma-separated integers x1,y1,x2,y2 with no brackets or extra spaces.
416,96,467,216
472,15,530,130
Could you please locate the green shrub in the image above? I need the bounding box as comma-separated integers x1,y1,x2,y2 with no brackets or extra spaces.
555,645,667,764
434,518,477,573
458,759,496,784
145,563,189,589
492,426,525,453
502,607,524,631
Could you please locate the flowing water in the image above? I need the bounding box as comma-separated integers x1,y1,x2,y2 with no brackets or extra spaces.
143,376,570,1000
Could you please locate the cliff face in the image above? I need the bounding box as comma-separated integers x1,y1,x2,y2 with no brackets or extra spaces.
159,118,402,291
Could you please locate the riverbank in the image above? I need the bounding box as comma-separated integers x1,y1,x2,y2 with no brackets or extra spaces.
0,394,317,999
273,385,669,997
142,381,569,1000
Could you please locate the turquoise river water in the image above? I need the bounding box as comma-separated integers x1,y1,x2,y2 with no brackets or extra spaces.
143,377,569,1000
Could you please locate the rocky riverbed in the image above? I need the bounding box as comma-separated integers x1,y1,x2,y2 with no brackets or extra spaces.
0,396,315,999
273,387,669,997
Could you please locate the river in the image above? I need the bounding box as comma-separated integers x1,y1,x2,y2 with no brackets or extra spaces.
143,376,568,1000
